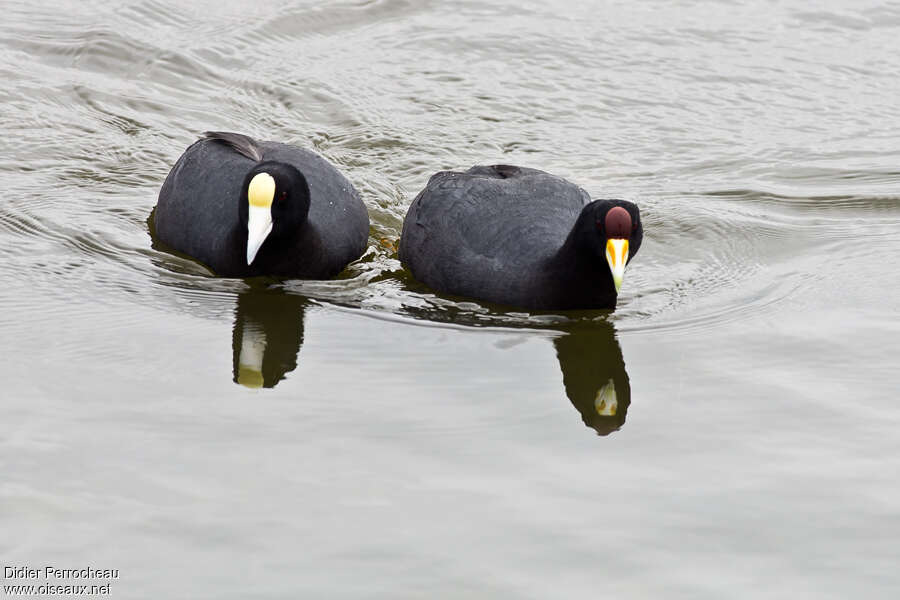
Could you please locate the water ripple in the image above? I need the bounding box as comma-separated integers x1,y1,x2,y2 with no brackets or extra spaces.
1,0,898,339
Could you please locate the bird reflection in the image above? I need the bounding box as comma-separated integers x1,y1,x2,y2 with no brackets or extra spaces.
229,285,630,432
552,321,630,436
232,287,307,388
400,301,632,436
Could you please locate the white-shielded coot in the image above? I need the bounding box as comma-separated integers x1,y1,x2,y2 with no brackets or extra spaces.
154,132,368,278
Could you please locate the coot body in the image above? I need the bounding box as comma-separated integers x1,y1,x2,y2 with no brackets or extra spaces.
399,165,641,310
154,132,368,278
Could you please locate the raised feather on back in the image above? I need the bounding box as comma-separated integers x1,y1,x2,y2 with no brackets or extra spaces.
202,131,263,162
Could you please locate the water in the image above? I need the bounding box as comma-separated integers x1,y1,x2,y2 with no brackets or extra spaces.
2,0,899,597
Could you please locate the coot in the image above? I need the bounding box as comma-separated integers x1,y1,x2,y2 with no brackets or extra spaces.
399,165,642,310
154,132,369,278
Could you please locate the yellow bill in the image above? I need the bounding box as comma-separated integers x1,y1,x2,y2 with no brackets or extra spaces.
247,172,275,265
237,323,266,388
595,378,618,416
605,238,630,293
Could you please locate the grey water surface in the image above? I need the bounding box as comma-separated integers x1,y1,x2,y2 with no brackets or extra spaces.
2,0,899,598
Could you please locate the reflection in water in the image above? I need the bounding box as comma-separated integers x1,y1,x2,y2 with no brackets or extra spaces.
552,321,631,436
401,302,632,436
229,286,631,432
232,287,308,388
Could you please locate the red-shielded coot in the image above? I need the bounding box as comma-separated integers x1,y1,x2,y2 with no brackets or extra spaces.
399,165,642,310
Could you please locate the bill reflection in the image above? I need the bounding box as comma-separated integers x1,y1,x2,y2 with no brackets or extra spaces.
232,287,307,388
552,321,631,436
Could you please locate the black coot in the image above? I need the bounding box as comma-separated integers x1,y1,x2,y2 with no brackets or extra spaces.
154,132,369,278
399,165,642,310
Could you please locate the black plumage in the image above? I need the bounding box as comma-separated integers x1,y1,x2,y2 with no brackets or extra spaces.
154,132,368,278
399,165,642,310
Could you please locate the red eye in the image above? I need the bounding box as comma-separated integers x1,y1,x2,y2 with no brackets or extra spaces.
280,191,287,200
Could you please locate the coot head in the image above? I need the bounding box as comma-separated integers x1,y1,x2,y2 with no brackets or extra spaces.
575,200,642,293
237,161,311,265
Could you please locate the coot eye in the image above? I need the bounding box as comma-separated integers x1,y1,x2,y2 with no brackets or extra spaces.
595,219,603,231
281,191,287,201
